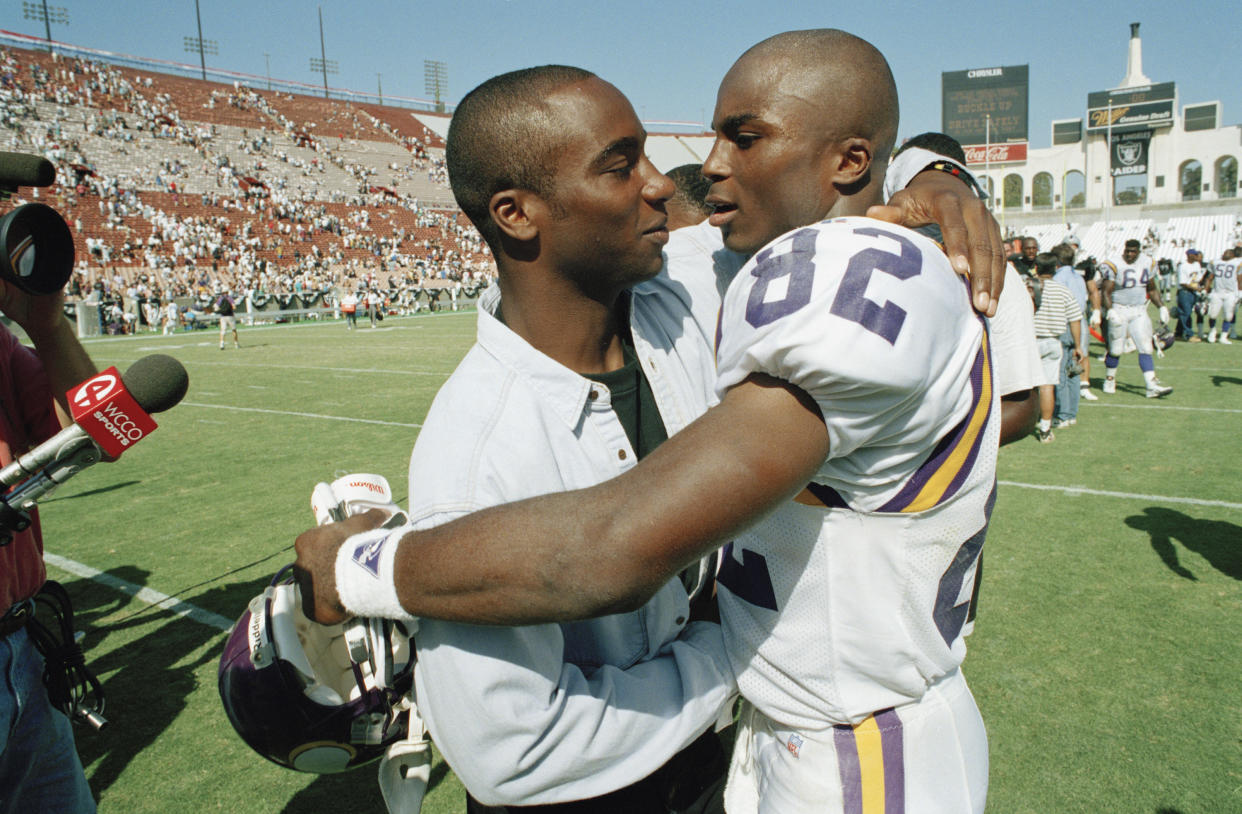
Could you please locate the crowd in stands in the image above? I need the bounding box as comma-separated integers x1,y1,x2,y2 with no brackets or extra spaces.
0,44,494,332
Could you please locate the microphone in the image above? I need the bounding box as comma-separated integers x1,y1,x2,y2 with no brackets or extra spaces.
0,152,57,190
0,355,188,542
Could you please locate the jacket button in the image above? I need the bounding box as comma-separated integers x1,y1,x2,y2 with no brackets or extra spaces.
618,449,627,460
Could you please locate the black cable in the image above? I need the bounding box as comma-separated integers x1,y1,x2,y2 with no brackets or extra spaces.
26,580,108,730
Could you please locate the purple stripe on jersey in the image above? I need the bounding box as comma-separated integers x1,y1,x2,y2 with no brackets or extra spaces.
834,724,864,814
934,338,995,506
877,334,990,513
875,709,906,814
805,481,849,508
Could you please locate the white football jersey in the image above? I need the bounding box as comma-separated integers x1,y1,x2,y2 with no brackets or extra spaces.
714,218,999,731
1212,259,1239,294
1102,254,1155,308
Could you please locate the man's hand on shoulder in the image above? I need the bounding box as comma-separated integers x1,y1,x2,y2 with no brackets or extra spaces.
867,169,1004,317
293,508,389,625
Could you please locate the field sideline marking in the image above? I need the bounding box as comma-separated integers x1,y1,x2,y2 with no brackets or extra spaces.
181,402,422,427
999,480,1242,510
1082,402,1242,414
76,310,474,346
110,359,452,377
43,553,233,631
43,477,1238,636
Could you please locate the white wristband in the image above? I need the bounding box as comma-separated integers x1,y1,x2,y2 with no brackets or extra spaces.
334,527,418,625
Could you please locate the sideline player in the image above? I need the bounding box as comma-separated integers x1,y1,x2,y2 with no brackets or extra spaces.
1206,249,1238,344
298,30,998,813
216,290,239,349
1100,239,1172,397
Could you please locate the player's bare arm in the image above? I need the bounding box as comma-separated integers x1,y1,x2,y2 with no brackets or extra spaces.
295,374,829,626
868,169,1005,317
999,389,1038,445
1070,319,1086,362
1146,278,1166,309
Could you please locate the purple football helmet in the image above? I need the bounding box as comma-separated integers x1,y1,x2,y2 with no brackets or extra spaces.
218,571,414,773
1155,324,1176,351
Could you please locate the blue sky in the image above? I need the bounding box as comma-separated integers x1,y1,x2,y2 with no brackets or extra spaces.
3,1,1237,147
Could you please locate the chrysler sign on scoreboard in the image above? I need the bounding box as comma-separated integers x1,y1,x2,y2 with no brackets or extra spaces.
942,65,1029,162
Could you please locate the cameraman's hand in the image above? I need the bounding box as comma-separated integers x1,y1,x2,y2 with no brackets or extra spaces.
293,508,389,625
0,278,67,340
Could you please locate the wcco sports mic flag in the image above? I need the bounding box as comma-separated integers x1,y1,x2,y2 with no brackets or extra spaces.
68,367,158,458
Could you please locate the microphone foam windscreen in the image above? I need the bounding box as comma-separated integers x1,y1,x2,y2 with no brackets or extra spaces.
122,355,189,414
0,152,56,187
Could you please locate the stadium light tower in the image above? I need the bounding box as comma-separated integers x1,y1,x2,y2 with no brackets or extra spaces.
424,60,447,113
310,6,338,100
21,1,69,54
183,0,217,82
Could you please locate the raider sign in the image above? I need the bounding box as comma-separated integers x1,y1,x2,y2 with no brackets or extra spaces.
1110,130,1152,177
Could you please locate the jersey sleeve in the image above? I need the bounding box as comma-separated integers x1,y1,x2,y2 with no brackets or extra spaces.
715,219,976,465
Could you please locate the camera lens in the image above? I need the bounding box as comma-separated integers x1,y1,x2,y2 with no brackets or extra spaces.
0,203,75,295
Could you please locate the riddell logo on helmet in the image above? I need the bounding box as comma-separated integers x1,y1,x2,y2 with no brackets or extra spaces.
72,373,118,410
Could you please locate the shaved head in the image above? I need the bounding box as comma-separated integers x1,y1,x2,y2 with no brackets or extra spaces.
702,29,901,253
734,30,899,164
447,65,595,249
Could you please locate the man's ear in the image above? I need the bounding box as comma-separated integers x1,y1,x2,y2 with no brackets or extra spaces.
490,189,541,243
833,137,874,192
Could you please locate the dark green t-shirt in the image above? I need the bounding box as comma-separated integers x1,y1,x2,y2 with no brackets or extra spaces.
583,337,667,459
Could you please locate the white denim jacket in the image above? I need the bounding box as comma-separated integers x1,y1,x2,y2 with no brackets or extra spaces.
408,281,734,806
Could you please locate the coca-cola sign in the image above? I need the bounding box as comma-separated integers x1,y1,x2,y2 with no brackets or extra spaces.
963,143,1028,165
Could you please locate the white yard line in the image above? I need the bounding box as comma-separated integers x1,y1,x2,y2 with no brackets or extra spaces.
43,553,234,631
180,402,422,428
1081,402,1242,414
999,480,1242,510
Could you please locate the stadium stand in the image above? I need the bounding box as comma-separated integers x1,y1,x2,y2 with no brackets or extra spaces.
2,41,1238,336
0,44,490,334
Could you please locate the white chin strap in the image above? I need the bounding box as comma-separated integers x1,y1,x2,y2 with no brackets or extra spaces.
378,706,431,814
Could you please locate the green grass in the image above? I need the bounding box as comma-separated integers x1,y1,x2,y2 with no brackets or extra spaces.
32,312,1242,813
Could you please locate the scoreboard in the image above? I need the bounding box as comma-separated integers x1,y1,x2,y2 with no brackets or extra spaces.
942,65,1029,147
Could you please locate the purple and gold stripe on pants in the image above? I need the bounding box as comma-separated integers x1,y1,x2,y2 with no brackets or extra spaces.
833,709,905,814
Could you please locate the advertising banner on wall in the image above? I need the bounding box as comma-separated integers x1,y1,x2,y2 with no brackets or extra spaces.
1110,130,1152,177
1087,82,1175,133
962,143,1028,165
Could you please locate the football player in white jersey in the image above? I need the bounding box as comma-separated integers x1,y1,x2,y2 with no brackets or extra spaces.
1100,239,1172,398
1206,249,1239,344
296,30,999,814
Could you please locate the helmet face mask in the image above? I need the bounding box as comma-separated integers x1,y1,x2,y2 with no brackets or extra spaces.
218,576,414,773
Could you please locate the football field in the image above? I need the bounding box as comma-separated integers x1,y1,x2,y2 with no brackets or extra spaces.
34,309,1242,813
